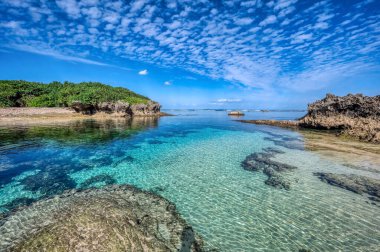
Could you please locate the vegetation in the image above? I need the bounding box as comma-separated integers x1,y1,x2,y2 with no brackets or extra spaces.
0,80,151,107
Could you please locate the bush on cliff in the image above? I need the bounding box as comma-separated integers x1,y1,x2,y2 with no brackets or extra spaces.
0,80,151,107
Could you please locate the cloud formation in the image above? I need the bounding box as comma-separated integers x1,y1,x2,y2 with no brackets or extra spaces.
0,0,379,93
138,69,148,75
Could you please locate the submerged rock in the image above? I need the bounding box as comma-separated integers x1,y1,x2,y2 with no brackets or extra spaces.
0,185,204,251
241,148,297,190
314,172,380,201
80,174,116,189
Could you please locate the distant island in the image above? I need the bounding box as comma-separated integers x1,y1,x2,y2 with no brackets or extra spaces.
0,80,161,117
239,94,380,143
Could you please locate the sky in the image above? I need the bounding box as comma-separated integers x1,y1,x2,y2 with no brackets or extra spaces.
0,0,379,109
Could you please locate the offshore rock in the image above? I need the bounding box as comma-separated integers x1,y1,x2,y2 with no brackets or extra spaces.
314,172,380,201
0,185,204,252
71,100,161,117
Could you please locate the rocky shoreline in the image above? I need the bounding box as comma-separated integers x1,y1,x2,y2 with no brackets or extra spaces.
239,94,380,143
0,185,204,251
0,101,166,119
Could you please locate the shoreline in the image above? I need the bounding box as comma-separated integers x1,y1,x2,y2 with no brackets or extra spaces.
0,107,170,120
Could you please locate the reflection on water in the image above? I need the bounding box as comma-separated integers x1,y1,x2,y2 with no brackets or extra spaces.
0,117,159,147
0,111,379,251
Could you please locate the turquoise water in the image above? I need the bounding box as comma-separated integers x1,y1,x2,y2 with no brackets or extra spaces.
0,111,379,251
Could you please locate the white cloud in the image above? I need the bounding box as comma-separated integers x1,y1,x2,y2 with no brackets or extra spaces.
164,81,172,85
9,44,108,66
235,18,253,26
216,98,242,103
138,69,148,75
1,0,378,97
56,0,81,19
314,22,329,29
259,15,277,26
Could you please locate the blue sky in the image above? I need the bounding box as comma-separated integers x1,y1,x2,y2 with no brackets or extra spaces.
0,0,379,109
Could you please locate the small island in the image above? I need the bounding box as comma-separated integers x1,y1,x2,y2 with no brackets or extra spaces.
239,93,380,143
0,80,162,118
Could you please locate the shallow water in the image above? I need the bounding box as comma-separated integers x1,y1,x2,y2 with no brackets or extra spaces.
0,110,379,251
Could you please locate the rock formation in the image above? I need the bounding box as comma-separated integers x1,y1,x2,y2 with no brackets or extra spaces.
228,111,245,116
239,94,380,143
299,94,380,142
0,185,204,251
71,100,161,117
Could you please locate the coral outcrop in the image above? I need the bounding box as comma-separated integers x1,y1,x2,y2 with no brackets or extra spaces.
0,185,204,251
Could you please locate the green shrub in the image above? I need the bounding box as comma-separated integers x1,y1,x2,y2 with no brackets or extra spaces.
0,80,152,107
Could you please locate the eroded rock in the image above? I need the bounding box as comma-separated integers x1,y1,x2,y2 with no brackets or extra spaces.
0,185,204,251
238,94,380,143
70,100,161,117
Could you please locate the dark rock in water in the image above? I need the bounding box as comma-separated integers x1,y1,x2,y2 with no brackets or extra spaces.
241,148,296,190
1,197,35,211
0,185,204,251
263,167,291,190
112,155,135,167
80,174,116,189
21,170,76,196
314,172,380,201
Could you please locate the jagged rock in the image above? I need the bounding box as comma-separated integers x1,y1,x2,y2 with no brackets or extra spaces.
0,185,204,251
303,93,380,118
239,94,380,143
299,94,380,142
130,101,161,116
314,172,380,201
70,100,161,117
71,101,96,114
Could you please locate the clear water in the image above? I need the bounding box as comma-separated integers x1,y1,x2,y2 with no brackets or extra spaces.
0,110,379,251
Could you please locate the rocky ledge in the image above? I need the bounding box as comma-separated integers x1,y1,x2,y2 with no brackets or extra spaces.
71,100,161,116
239,94,380,143
314,172,380,203
0,185,204,251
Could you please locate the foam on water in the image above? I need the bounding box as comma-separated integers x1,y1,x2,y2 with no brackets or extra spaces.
0,111,379,251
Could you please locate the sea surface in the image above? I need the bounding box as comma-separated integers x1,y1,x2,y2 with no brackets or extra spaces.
0,110,379,251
